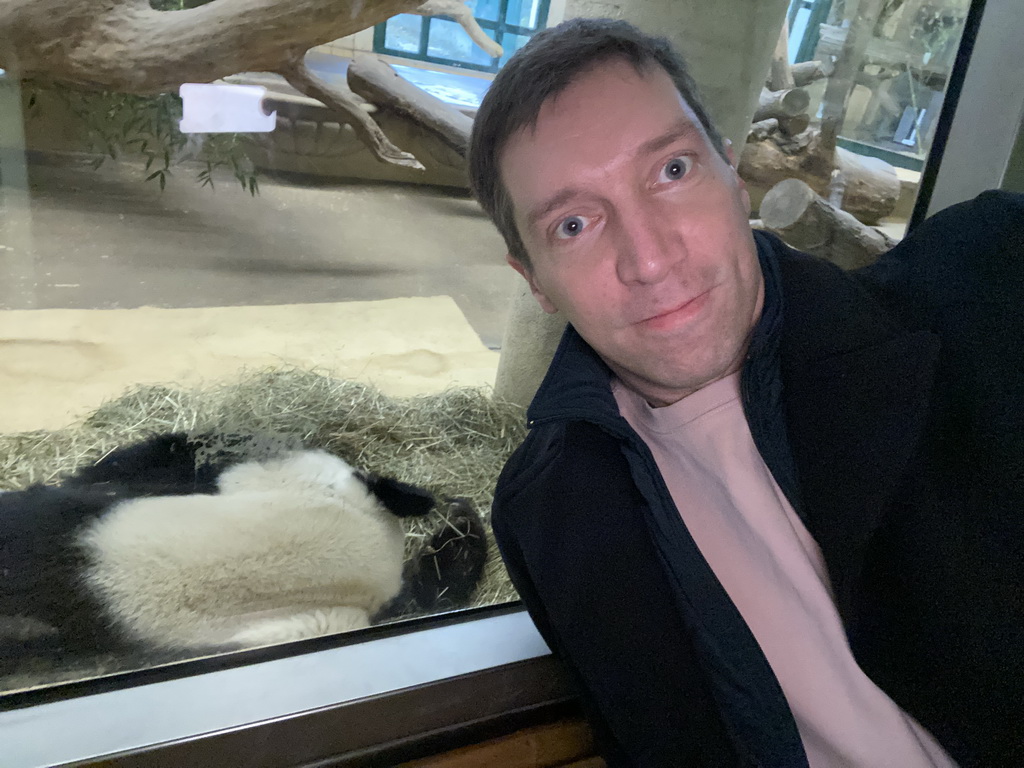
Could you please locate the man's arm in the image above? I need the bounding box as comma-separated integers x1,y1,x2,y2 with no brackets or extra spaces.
491,513,634,768
856,190,1024,320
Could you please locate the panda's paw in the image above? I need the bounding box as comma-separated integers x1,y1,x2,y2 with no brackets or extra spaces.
409,500,488,612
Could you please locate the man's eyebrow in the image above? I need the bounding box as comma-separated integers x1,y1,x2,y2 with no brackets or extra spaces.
522,122,702,232
525,187,584,231
637,120,702,157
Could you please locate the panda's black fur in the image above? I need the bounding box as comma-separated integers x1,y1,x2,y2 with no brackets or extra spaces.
0,433,488,676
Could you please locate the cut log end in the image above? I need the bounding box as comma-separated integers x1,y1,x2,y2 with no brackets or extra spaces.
760,178,819,231
754,87,810,123
791,59,835,87
760,178,895,269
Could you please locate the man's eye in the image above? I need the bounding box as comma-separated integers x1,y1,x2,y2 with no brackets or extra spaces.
658,156,693,183
555,215,588,239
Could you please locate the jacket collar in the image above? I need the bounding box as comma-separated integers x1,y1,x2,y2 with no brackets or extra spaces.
770,233,941,631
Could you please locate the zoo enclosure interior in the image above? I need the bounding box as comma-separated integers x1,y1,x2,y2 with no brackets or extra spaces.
0,0,983,714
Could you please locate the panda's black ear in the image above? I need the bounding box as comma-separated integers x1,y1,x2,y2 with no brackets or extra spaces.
363,475,436,518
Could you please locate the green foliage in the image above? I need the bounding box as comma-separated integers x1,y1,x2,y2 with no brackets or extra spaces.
37,84,260,195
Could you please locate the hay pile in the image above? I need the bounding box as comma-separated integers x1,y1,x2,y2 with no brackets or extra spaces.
0,368,528,690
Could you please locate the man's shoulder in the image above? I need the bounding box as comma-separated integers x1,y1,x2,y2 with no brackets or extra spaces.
856,190,1024,310
492,419,630,531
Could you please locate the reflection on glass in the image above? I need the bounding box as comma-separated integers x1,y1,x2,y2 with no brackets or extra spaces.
468,0,502,23
0,2,521,699
506,0,542,29
428,17,497,67
808,0,968,165
744,0,970,250
384,13,423,54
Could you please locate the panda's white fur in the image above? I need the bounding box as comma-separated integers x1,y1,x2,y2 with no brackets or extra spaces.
78,450,406,650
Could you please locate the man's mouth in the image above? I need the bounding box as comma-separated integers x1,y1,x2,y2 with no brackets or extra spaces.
639,289,711,331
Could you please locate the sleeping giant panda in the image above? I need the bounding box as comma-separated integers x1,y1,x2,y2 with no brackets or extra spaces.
0,433,487,675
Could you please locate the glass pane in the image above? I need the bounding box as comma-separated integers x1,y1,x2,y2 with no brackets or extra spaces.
0,5,520,699
467,0,502,23
744,0,971,244
392,63,492,110
427,17,497,67
788,7,812,63
384,13,423,54
506,0,543,29
499,33,532,67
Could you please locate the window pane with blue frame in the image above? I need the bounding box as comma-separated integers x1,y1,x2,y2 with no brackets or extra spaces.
469,0,502,23
374,0,550,74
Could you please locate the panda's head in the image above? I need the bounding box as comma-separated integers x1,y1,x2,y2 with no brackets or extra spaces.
215,450,436,519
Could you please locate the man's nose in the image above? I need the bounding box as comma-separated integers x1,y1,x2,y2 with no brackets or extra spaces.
613,205,681,285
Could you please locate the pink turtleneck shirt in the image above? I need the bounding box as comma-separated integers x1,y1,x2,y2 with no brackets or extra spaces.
612,371,956,768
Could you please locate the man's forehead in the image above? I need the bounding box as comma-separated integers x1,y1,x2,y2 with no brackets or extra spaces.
500,59,703,171
516,59,698,144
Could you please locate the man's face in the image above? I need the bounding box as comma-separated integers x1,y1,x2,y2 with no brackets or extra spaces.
500,59,763,406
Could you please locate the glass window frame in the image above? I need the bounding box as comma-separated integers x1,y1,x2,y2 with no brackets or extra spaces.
0,606,559,768
372,0,552,73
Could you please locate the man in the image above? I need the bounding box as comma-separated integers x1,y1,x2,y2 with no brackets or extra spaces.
468,17,1023,768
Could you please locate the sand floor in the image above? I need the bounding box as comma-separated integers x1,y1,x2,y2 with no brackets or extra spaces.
0,297,499,433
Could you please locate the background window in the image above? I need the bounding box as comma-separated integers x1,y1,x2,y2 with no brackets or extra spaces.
373,0,551,73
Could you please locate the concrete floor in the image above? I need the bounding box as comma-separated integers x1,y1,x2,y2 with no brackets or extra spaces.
1,152,514,349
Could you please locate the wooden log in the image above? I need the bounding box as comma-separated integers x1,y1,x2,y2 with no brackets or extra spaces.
753,87,810,122
760,178,897,269
790,59,834,87
348,54,473,157
739,133,901,224
748,118,779,142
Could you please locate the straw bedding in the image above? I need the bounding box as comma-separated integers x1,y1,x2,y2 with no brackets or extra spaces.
0,368,527,692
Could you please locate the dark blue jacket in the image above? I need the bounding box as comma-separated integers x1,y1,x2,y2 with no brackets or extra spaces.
491,191,1024,767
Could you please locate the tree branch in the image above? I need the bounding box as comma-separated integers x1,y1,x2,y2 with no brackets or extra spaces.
279,59,425,170
412,0,503,58
0,0,425,92
0,0,496,170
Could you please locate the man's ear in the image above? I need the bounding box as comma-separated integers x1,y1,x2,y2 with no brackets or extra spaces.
506,253,558,314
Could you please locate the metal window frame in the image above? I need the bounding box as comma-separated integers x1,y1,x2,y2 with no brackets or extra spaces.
787,0,832,64
0,607,571,768
372,0,552,74
78,656,580,768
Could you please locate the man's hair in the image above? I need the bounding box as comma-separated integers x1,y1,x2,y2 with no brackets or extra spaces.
468,17,727,270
